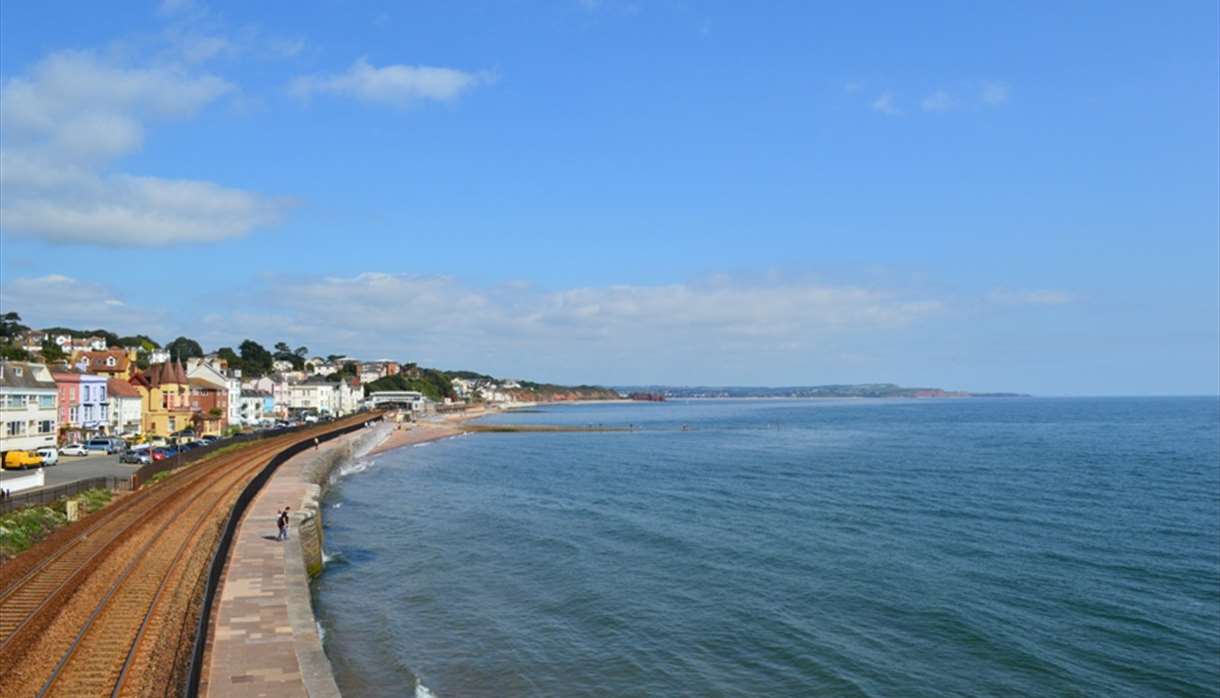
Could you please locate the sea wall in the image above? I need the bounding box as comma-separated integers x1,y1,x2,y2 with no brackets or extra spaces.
203,420,392,698
296,422,392,577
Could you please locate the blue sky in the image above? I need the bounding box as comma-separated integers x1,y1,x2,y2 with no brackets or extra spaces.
1,1,1217,394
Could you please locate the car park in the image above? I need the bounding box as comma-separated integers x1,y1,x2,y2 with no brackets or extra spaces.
36,447,59,466
61,443,89,456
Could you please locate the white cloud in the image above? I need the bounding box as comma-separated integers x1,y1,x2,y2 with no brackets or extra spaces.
199,273,945,362
871,91,901,116
289,57,492,107
0,275,135,329
920,91,956,112
0,50,288,246
989,289,1074,306
981,81,1009,106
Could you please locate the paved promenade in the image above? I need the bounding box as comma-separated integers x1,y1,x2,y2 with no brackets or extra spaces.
203,437,348,698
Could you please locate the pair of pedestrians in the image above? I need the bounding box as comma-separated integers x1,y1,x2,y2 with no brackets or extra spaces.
275,506,291,541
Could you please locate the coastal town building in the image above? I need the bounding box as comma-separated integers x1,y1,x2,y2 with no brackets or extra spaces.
72,349,136,380
188,374,229,436
288,376,339,414
0,361,59,460
107,378,143,436
238,390,270,425
131,361,195,436
367,390,428,413
52,368,109,442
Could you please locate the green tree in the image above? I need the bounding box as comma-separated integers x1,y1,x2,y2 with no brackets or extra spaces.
239,339,273,376
0,312,29,340
0,344,31,361
118,335,160,350
40,339,67,363
272,342,305,370
216,346,241,368
166,336,204,360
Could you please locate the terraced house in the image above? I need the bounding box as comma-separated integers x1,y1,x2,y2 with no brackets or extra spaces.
0,361,58,464
52,368,109,442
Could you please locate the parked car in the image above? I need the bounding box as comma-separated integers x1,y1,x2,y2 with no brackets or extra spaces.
200,435,219,445
2,450,45,470
61,443,89,456
86,437,122,454
120,449,151,465
36,447,59,466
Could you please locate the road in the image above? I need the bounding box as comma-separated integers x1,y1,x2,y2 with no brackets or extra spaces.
0,451,141,492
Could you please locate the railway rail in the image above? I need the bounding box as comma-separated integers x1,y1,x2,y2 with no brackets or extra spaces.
0,415,373,697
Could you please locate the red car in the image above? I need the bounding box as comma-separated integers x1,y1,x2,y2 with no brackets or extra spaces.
151,448,168,461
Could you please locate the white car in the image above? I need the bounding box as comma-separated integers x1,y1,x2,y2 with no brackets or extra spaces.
60,443,89,456
36,447,59,466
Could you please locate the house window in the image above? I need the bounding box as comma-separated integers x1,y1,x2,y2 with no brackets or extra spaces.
107,357,116,366
5,394,24,409
14,367,23,377
6,421,23,436
39,395,55,408
168,417,176,431
39,420,53,434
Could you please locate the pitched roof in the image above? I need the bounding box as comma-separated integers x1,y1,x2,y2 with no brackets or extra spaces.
0,361,57,390
78,350,130,372
107,377,142,398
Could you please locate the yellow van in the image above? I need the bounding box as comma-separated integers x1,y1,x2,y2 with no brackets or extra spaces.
2,450,45,470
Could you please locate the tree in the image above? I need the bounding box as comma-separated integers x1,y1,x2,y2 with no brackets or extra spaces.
166,336,203,360
239,339,273,376
294,346,308,358
0,312,29,340
0,344,31,361
216,347,241,368
272,342,305,371
40,338,67,363
118,335,160,350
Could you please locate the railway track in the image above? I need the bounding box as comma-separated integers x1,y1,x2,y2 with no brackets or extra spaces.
0,416,372,697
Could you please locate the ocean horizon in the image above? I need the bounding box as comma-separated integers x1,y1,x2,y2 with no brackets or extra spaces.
315,397,1220,697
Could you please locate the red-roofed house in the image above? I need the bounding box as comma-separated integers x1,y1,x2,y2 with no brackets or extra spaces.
73,349,135,380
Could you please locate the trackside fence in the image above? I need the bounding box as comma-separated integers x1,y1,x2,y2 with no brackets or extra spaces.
0,476,134,515
184,416,382,697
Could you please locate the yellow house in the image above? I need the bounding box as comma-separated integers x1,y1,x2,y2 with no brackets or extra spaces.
71,349,137,380
130,361,196,437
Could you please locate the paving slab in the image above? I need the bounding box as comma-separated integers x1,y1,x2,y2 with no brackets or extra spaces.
203,436,350,698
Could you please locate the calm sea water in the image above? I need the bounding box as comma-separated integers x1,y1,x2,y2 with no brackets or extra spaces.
314,398,1220,697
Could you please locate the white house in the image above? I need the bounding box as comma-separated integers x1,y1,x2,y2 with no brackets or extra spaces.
335,378,362,415
107,378,143,435
0,361,59,459
289,377,338,414
238,390,267,425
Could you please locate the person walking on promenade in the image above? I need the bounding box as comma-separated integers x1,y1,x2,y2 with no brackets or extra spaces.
278,506,291,540
313,437,320,450
275,508,286,541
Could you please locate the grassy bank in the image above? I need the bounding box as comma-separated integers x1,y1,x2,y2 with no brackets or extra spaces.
0,488,113,560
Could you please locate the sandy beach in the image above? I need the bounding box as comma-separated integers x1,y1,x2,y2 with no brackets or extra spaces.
366,421,465,456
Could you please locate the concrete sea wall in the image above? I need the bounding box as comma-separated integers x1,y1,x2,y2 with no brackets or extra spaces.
296,422,392,577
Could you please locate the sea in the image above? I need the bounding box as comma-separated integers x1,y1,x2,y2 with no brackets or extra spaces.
313,397,1220,697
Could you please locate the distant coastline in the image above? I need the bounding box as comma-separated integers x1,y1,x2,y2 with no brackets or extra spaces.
613,383,1029,399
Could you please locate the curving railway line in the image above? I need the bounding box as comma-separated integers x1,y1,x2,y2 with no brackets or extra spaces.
0,415,372,697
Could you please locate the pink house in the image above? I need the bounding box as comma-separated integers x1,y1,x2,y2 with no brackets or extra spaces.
51,369,109,442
